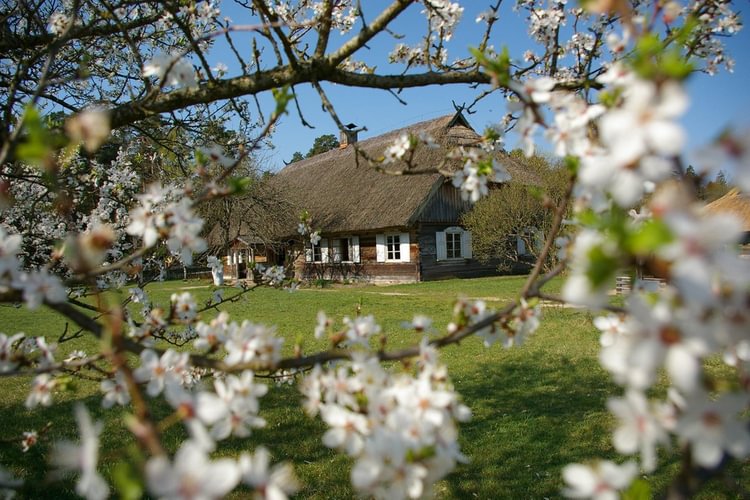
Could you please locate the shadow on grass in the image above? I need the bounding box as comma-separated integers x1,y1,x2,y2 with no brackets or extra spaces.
0,393,140,499
443,355,617,499
222,385,354,499
0,384,346,499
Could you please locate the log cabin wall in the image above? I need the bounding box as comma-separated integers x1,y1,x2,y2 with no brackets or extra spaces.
294,230,420,283
416,222,501,281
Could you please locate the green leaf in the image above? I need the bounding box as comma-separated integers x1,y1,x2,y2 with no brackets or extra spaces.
674,16,699,45
272,85,292,117
628,219,673,255
475,158,494,176
112,461,143,500
661,50,694,80
576,209,600,227
483,125,502,143
598,89,622,108
636,33,664,58
471,46,511,87
623,478,652,500
585,245,620,287
195,148,209,165
16,106,52,165
227,176,253,194
406,445,436,463
631,33,664,79
563,155,580,175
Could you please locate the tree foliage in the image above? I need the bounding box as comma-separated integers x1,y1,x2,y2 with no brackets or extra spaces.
462,152,569,272
306,133,340,157
289,134,340,162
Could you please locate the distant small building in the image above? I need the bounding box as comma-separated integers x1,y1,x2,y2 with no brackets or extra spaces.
271,112,535,283
222,236,277,280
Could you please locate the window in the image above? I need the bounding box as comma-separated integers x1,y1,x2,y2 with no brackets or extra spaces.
307,237,360,263
332,238,351,262
311,243,322,262
305,239,327,263
446,232,461,259
376,233,410,263
386,234,401,261
436,227,472,261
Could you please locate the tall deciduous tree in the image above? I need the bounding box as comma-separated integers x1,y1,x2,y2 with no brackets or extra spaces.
462,152,569,272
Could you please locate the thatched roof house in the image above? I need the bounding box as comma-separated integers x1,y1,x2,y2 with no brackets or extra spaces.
267,111,531,283
703,189,750,231
703,189,750,248
274,113,532,236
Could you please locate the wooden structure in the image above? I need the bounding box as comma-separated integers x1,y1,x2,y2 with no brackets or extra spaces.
272,112,536,283
222,236,276,280
703,189,750,255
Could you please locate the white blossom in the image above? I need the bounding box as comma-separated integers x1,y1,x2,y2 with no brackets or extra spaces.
47,12,72,35
562,460,637,499
50,404,109,500
342,314,381,347
0,333,24,372
383,134,412,164
224,321,283,367
143,54,199,89
25,373,55,408
15,269,67,309
607,389,669,472
171,292,197,323
65,109,111,153
314,310,331,340
146,441,240,499
100,371,130,408
238,446,299,500
133,349,189,396
198,144,234,167
21,431,37,452
675,391,750,468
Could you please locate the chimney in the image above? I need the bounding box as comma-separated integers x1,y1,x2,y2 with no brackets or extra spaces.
339,123,366,148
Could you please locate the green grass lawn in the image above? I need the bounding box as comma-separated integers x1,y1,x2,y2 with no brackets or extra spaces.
0,276,746,498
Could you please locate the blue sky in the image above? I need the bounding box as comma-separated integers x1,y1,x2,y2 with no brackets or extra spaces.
216,2,750,172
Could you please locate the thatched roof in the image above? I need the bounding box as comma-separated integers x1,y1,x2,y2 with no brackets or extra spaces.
703,189,750,231
272,112,532,235
202,181,298,250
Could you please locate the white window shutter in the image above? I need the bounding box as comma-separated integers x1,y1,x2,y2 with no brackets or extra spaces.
516,235,526,256
304,244,312,262
376,234,385,262
462,230,473,259
399,232,410,262
436,231,447,261
351,236,360,263
321,238,329,263
332,239,341,263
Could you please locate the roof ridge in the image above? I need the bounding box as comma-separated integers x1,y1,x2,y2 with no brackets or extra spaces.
279,113,466,174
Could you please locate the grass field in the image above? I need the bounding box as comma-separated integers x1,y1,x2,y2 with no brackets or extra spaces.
0,276,746,498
